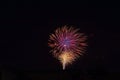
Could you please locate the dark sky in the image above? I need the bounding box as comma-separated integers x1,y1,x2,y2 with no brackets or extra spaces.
0,3,120,79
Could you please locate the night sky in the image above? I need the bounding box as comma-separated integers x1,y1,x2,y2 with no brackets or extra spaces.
0,3,120,80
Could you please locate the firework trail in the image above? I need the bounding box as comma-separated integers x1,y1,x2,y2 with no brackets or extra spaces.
48,25,87,70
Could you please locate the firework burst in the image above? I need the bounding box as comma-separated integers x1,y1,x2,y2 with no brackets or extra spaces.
48,25,87,70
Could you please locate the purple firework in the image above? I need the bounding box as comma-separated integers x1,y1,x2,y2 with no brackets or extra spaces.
48,25,87,69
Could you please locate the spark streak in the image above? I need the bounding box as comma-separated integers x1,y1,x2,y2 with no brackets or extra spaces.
59,51,77,70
